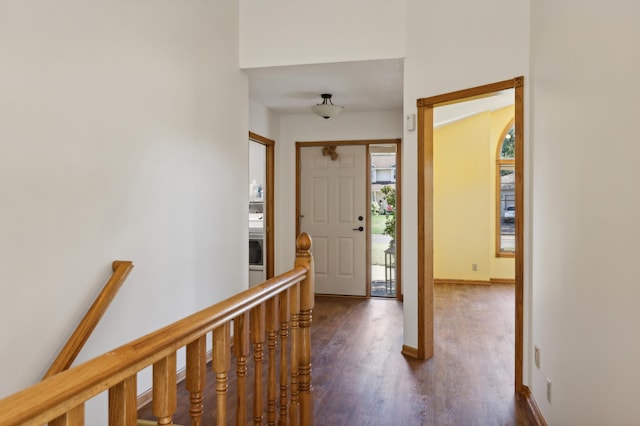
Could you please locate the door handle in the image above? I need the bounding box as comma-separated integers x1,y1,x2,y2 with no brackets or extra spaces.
353,226,364,232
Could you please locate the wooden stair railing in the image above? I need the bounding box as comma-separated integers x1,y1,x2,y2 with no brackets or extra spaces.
0,233,314,426
44,260,135,379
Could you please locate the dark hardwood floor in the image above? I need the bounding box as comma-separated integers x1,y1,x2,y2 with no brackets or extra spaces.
139,283,535,425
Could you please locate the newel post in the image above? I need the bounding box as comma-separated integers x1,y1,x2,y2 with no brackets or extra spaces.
294,233,314,426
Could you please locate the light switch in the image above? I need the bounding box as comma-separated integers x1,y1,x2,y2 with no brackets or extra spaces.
405,113,416,131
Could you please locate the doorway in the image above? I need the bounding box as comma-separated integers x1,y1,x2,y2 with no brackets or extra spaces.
416,77,524,392
249,132,275,281
296,139,401,298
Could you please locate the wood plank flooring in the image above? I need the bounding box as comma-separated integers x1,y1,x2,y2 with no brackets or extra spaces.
138,284,535,425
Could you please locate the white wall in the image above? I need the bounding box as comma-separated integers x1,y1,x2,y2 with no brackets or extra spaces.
239,0,406,68
402,0,530,358
249,142,266,196
0,0,248,416
249,99,281,142
275,111,403,274
530,1,640,423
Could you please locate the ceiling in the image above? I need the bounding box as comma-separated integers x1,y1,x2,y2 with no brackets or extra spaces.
244,58,405,115
434,89,515,126
244,58,514,122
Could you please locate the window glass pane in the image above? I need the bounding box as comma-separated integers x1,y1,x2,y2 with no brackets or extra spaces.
500,127,515,159
370,149,397,298
499,164,515,253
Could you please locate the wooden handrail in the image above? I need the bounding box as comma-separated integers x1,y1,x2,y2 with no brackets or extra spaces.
0,233,314,426
43,260,135,379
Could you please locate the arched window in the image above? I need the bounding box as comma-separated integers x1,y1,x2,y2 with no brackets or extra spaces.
496,121,515,256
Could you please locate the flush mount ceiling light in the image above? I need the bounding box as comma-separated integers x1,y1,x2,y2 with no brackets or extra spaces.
311,93,343,119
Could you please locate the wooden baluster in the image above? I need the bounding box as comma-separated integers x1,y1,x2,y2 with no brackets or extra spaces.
295,233,314,426
289,284,300,426
251,303,266,425
186,336,207,426
153,353,177,426
266,296,279,425
234,312,250,425
213,323,231,426
278,289,290,424
109,375,137,426
49,405,84,426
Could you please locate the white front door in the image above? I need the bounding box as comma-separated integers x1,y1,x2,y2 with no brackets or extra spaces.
299,145,367,296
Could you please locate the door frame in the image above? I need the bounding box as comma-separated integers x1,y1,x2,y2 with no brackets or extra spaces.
415,77,525,392
249,131,275,279
295,139,402,299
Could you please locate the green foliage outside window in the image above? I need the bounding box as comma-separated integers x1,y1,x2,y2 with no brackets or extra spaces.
380,185,396,240
501,127,515,159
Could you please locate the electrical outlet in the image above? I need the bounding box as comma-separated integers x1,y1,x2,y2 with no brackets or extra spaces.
534,346,540,368
472,263,478,272
546,378,552,403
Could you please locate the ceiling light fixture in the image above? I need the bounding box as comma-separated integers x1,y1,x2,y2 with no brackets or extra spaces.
311,93,343,119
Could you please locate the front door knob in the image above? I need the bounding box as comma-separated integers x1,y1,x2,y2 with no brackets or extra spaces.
352,226,364,232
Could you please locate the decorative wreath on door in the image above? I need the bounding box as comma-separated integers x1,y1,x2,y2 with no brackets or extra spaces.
322,145,339,161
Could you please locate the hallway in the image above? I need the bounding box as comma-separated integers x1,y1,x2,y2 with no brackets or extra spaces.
138,284,534,424
312,285,532,425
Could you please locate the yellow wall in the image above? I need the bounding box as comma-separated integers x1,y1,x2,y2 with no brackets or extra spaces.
433,106,515,281
489,106,516,280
